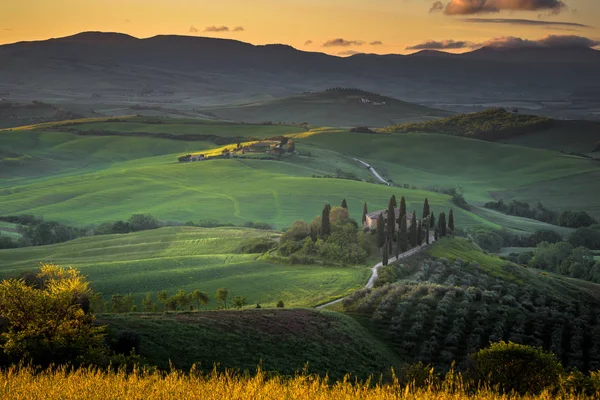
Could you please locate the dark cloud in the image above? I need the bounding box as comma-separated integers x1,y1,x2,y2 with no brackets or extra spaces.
370,41,383,45
406,39,472,50
462,17,590,28
204,26,230,32
481,34,599,48
430,1,445,13
305,40,313,45
189,26,199,33
444,0,568,15
232,26,245,32
322,38,365,47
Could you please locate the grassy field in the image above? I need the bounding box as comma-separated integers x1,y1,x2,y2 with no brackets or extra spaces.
0,227,370,307
0,221,19,239
300,130,600,211
101,309,398,379
201,90,451,127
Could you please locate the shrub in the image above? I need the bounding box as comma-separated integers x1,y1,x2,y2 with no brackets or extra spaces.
559,211,597,228
468,341,564,395
238,237,277,254
569,226,600,249
112,331,142,355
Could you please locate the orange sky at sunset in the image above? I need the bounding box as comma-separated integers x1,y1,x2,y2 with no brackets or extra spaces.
1,0,598,55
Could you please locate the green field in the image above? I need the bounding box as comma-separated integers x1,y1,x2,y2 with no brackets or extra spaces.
301,130,600,210
0,226,370,307
0,221,19,239
101,309,398,379
201,90,451,127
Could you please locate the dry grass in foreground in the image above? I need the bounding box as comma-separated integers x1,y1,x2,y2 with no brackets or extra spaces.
1,367,598,400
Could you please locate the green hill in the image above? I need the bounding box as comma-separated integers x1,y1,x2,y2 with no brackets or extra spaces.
0,226,369,307
300,129,600,218
201,89,451,127
343,237,600,372
380,108,600,156
101,309,399,380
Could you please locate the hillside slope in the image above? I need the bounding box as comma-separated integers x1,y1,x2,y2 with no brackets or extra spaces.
0,226,369,307
343,237,600,372
202,89,451,127
101,309,399,380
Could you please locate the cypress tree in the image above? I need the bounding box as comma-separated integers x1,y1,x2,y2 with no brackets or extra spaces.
399,216,408,253
391,195,397,208
417,220,423,246
448,209,455,234
425,219,430,244
395,227,401,258
321,204,331,238
399,196,407,222
386,196,396,252
382,239,388,266
423,198,430,219
341,198,348,210
409,211,418,248
438,212,447,237
430,213,436,229
376,213,386,249
362,202,368,225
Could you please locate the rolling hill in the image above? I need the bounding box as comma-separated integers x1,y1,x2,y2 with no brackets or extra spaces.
0,226,370,308
101,309,399,380
201,89,451,127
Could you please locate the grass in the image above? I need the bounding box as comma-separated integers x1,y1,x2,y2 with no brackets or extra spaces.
300,130,600,207
5,366,595,400
200,89,450,127
100,309,399,379
0,227,370,307
0,221,19,239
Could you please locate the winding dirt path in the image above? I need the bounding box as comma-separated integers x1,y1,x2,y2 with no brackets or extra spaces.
353,158,389,185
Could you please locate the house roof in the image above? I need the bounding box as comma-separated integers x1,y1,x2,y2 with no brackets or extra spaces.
366,208,414,220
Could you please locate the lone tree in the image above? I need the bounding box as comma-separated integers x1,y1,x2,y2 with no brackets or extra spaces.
386,196,396,252
341,198,348,210
448,209,455,234
321,203,331,238
423,198,430,219
277,300,285,308
232,296,246,310
398,216,409,253
438,212,447,237
216,287,229,309
362,202,368,225
376,213,386,250
409,212,418,248
0,264,107,367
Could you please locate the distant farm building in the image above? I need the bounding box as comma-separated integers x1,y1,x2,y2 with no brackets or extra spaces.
359,98,387,106
364,208,413,230
190,154,205,161
244,142,273,153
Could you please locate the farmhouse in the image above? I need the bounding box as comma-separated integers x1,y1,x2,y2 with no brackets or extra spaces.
190,154,205,161
244,142,272,153
364,208,413,230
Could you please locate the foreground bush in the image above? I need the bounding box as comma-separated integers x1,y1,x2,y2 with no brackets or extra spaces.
1,366,599,400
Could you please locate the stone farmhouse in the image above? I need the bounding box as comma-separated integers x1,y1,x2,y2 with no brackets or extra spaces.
364,208,414,230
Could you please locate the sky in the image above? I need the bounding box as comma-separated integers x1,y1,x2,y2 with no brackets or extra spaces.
1,0,599,55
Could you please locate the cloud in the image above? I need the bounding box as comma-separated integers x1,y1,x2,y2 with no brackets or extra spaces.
370,41,383,45
461,17,590,28
189,26,199,33
204,25,230,32
406,39,473,50
338,50,362,56
305,40,313,45
481,34,599,48
443,0,568,15
233,26,245,32
430,1,445,13
322,38,365,47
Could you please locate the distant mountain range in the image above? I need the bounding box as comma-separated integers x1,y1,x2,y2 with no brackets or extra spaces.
1,32,599,118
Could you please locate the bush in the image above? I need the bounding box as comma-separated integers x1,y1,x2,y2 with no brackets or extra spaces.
559,211,597,229
569,226,600,249
112,331,142,355
237,237,277,254
468,341,564,395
